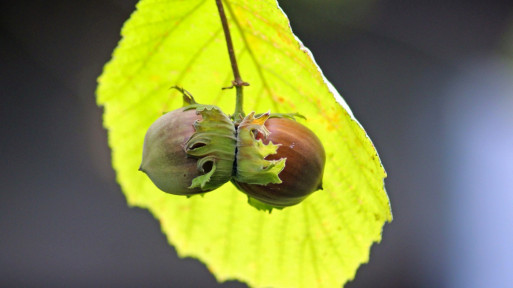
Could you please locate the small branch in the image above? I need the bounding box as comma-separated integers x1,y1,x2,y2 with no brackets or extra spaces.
215,0,248,117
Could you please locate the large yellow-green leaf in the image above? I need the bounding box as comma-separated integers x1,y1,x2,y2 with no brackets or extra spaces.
96,0,392,287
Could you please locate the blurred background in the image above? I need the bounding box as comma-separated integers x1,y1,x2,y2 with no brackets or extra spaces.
1,0,512,287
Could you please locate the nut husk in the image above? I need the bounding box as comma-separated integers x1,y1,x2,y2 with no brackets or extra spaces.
140,105,236,195
233,117,325,208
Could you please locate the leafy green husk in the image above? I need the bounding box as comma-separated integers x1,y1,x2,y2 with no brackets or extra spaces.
233,112,286,185
184,104,236,191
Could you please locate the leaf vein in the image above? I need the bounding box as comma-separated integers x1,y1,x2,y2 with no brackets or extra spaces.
101,0,208,102
224,1,280,113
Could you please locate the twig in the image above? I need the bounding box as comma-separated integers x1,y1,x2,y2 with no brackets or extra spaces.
215,0,248,117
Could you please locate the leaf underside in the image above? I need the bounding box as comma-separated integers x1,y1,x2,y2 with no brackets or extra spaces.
96,1,392,287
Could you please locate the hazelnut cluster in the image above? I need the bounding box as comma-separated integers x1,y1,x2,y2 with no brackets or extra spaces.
140,89,325,210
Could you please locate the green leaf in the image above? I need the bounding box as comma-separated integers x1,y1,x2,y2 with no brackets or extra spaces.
96,0,392,287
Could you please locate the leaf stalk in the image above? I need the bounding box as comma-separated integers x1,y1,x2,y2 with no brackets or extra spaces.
215,0,248,119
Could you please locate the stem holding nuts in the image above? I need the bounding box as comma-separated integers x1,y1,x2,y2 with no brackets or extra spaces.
141,1,326,211
215,0,248,119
